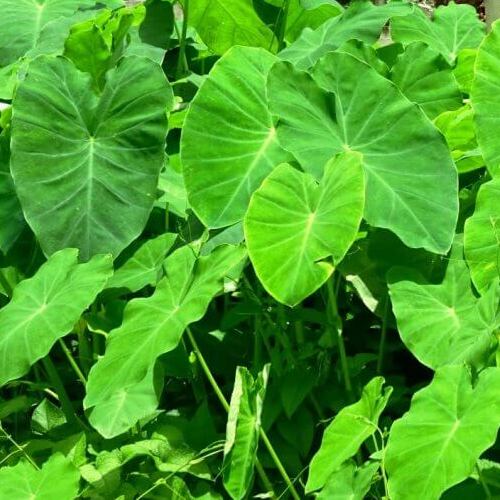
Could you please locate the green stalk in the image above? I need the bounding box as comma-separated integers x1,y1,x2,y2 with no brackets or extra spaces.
75,319,92,375
476,463,492,499
186,328,300,500
41,356,79,425
0,269,12,298
376,297,389,374
0,424,39,470
326,275,353,398
175,0,189,79
58,338,87,385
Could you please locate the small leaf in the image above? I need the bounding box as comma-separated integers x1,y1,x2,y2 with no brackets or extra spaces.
392,1,484,63
0,453,80,500
223,365,269,500
388,241,499,370
0,248,112,387
464,178,500,294
306,377,392,493
385,365,500,500
244,153,365,306
31,398,67,433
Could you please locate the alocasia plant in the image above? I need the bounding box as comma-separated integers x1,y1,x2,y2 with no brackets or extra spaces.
0,1,498,499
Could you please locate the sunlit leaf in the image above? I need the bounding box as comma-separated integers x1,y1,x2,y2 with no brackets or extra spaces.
386,365,500,500
244,153,364,306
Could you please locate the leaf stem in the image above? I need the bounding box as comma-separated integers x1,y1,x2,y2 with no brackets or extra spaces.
175,0,189,79
376,297,389,374
476,463,492,499
186,328,300,500
58,338,87,385
0,423,39,470
326,274,352,397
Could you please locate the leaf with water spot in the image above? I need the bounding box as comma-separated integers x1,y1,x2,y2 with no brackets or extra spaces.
386,365,500,500
244,153,364,306
11,55,172,260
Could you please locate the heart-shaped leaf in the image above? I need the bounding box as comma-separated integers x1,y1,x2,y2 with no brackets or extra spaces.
392,1,484,63
0,248,112,387
388,242,499,370
464,178,500,294
386,365,500,500
85,244,247,438
244,152,364,307
181,46,290,229
267,53,458,254
11,55,172,260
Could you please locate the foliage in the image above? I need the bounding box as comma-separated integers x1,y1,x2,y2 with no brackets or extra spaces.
0,1,499,499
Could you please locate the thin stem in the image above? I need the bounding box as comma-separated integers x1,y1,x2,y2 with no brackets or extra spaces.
376,297,389,374
476,463,492,499
0,268,13,298
58,338,87,385
41,356,78,425
277,0,291,50
0,424,39,470
326,275,352,397
75,319,92,375
175,0,189,79
186,328,300,500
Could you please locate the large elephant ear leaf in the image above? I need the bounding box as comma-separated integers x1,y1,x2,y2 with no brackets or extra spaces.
388,241,499,370
181,47,290,229
0,0,94,66
385,365,500,500
471,20,500,177
279,0,413,70
84,244,247,438
391,1,484,64
244,152,365,307
10,55,172,260
267,54,458,254
464,178,500,294
0,248,113,387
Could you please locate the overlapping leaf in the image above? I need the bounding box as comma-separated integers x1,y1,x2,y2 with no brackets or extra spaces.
267,53,458,254
181,47,290,228
392,1,484,63
388,243,499,370
0,248,112,387
464,178,500,294
386,365,500,500
85,244,246,438
11,55,172,260
244,153,365,306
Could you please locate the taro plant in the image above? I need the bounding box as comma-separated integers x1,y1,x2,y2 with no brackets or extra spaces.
0,0,499,499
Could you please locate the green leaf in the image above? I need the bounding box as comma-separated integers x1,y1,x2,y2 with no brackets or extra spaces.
244,153,365,306
385,365,500,500
471,20,500,177
0,0,94,65
392,1,484,63
453,48,477,94
306,377,391,493
279,1,413,70
105,233,177,292
11,55,172,260
31,398,67,433
0,248,112,387
0,126,25,253
317,461,379,500
0,453,80,500
434,104,484,173
267,54,458,254
189,0,276,55
388,242,499,370
390,42,462,119
181,47,290,228
85,244,247,438
223,365,269,500
138,0,174,49
157,156,189,219
464,178,500,294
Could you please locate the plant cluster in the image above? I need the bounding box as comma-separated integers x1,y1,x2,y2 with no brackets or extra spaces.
0,0,499,499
